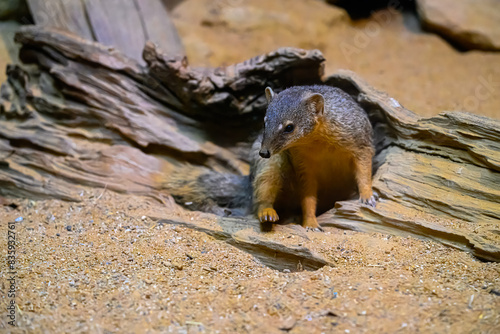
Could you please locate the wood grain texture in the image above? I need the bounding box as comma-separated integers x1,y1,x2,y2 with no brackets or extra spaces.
26,0,184,63
83,0,146,63
143,42,325,119
27,0,94,40
135,0,184,56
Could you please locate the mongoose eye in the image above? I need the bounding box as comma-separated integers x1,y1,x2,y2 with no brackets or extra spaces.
284,124,294,133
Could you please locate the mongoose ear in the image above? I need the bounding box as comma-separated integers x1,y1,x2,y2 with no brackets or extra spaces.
306,93,325,115
265,87,275,103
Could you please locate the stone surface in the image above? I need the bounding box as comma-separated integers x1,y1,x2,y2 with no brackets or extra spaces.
170,0,348,66
171,2,500,119
417,0,500,51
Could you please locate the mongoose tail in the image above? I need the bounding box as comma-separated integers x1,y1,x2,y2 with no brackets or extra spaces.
167,165,251,216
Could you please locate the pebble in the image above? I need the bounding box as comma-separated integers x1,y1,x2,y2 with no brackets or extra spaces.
279,316,296,330
66,225,72,231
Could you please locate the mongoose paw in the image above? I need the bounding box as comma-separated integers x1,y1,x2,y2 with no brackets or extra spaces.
359,194,377,208
302,217,323,232
258,208,279,223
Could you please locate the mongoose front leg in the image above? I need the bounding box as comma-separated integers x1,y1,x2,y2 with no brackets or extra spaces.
299,172,321,230
354,149,376,207
255,184,280,223
253,156,282,223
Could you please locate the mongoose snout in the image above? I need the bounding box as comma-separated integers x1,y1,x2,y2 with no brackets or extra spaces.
259,149,271,158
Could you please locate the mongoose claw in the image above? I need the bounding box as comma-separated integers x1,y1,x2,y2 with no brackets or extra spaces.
258,208,279,223
302,217,323,231
360,195,377,208
305,226,324,232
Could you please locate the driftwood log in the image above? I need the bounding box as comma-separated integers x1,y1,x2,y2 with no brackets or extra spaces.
1,27,499,269
26,0,185,63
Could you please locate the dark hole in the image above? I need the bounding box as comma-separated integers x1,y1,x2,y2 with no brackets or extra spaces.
329,0,415,20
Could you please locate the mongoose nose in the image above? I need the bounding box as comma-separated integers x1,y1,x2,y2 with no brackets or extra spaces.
259,149,271,159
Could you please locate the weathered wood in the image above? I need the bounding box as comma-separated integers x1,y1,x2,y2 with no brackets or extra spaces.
135,0,184,57
0,26,322,213
0,27,499,264
143,42,325,119
26,0,185,63
27,0,95,41
323,71,500,261
84,0,146,62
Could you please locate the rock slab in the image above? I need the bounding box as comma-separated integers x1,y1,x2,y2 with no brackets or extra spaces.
417,0,500,51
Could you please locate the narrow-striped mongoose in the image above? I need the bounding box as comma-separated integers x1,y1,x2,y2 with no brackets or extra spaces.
251,85,376,230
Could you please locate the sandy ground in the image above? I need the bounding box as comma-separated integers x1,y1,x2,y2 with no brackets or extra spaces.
1,191,499,333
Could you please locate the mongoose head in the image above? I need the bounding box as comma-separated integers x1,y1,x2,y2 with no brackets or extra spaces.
259,86,324,158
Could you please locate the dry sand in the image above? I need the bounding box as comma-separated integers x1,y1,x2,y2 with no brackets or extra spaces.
1,191,499,333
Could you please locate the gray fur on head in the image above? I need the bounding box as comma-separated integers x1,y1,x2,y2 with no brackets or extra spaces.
260,85,373,156
261,86,324,155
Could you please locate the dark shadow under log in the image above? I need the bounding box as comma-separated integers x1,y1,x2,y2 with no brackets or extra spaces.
1,26,499,267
